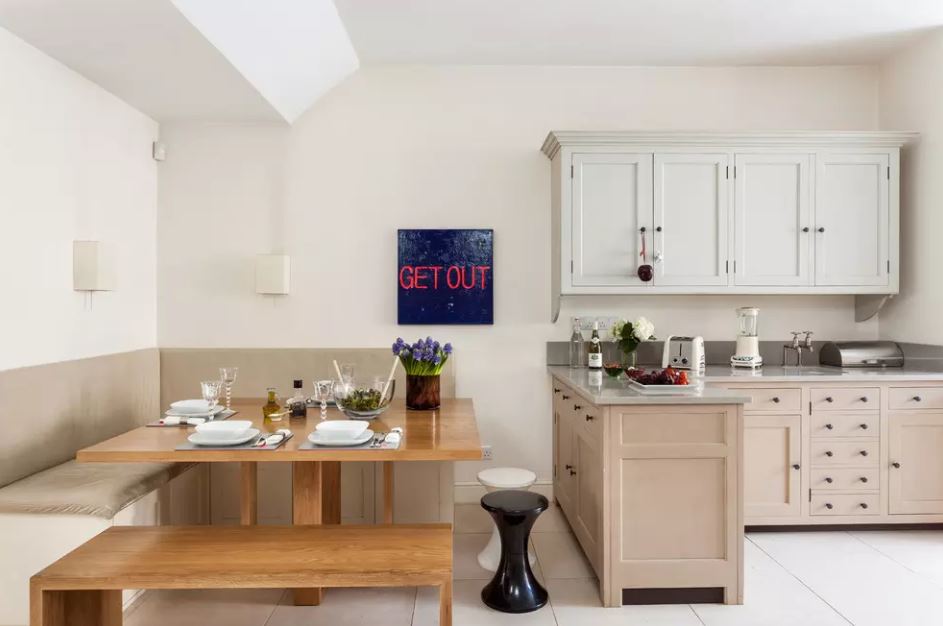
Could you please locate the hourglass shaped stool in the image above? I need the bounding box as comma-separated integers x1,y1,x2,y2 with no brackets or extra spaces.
476,468,537,571
480,490,549,613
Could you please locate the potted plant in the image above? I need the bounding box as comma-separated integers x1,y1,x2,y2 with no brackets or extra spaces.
392,336,452,410
610,317,655,369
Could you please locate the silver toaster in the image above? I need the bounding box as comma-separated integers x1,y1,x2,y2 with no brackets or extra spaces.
662,336,706,371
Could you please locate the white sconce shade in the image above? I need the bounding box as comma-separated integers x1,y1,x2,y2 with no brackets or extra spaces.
256,254,290,295
73,241,113,291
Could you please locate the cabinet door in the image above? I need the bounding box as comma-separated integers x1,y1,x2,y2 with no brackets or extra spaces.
555,402,576,514
889,412,943,514
744,414,802,519
733,154,812,286
814,153,889,286
573,431,602,563
653,153,729,286
571,153,653,287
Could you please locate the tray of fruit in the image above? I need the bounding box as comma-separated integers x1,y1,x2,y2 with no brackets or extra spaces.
624,367,698,394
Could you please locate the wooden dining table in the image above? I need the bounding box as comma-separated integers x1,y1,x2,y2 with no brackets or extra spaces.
76,397,482,606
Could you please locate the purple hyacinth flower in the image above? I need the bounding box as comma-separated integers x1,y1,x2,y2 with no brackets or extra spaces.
392,342,401,355
443,343,453,355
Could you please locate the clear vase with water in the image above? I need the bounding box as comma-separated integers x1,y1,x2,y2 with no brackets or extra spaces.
568,317,585,368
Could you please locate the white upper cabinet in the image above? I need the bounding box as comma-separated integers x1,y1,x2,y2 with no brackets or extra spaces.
571,153,653,288
734,154,812,286
544,131,912,316
653,153,729,286
815,153,890,287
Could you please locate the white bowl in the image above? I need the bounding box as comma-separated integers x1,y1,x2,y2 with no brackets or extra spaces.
315,420,369,441
195,420,253,438
170,399,214,415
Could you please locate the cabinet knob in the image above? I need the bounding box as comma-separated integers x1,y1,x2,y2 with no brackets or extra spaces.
569,469,577,476
639,226,647,233
860,396,869,403
825,423,834,430
792,464,800,470
562,394,570,400
825,450,834,457
772,396,781,403
565,464,573,470
892,462,901,469
860,450,869,457
553,388,561,393
818,227,826,233
825,396,834,403
825,477,833,483
860,423,869,430
574,404,582,410
655,226,663,232
825,503,833,509
913,396,922,402
860,503,869,509
585,414,594,421
802,227,810,233
860,477,869,483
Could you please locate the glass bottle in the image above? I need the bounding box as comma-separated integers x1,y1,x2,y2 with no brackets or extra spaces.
569,317,585,368
289,379,307,418
587,321,603,369
262,387,282,421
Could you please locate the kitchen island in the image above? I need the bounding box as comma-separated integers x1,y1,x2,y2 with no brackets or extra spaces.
548,367,750,607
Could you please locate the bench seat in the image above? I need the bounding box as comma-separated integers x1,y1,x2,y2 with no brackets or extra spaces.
0,460,186,518
31,524,454,626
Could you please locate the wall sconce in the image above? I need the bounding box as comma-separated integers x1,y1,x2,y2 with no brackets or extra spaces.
255,254,290,295
73,241,113,292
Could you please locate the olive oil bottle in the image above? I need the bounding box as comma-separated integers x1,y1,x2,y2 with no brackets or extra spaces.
262,387,282,421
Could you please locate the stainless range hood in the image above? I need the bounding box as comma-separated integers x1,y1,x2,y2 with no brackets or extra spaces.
819,341,904,368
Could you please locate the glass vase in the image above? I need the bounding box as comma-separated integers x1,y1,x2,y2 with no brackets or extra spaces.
406,374,441,410
621,350,638,371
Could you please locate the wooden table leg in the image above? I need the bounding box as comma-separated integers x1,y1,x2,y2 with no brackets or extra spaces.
291,461,341,606
32,586,121,626
383,461,394,524
439,578,453,626
240,461,258,525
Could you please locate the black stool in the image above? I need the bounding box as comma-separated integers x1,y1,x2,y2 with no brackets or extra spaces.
480,490,549,613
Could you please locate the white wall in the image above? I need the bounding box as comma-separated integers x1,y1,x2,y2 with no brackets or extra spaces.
158,65,881,485
878,29,943,344
0,27,159,371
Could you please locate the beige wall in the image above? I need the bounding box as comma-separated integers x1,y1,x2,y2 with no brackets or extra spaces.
156,65,883,487
878,28,943,344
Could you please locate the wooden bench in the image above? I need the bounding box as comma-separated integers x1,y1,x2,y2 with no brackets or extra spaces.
30,524,453,626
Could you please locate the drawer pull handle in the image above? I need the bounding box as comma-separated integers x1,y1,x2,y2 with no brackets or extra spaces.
860,477,869,483
562,394,570,400
825,503,833,509
892,462,901,469
585,414,594,421
573,404,582,410
824,477,833,483
860,396,868,403
825,423,834,430
565,464,573,470
825,450,834,457
860,450,869,457
914,396,922,402
860,423,869,430
772,396,781,403
792,464,800,470
860,503,869,509
825,396,834,403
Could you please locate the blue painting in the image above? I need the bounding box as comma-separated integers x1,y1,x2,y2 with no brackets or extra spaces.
398,229,494,325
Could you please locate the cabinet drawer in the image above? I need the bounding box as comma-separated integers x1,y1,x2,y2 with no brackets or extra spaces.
811,388,879,411
811,493,879,516
811,468,879,491
811,413,878,438
811,441,879,466
889,387,943,410
732,387,801,413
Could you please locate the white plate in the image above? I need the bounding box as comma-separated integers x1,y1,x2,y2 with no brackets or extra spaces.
165,405,225,419
307,429,374,447
315,420,370,440
195,420,253,437
170,399,215,414
626,379,699,395
188,428,260,447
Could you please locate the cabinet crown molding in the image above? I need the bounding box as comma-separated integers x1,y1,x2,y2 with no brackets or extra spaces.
541,130,919,159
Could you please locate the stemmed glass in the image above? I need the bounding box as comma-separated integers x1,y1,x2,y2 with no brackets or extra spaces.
200,380,223,412
219,367,238,410
313,380,335,420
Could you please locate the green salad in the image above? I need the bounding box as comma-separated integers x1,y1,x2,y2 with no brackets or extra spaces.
341,388,384,411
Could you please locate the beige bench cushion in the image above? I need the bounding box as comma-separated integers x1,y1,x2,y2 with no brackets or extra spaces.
0,460,184,519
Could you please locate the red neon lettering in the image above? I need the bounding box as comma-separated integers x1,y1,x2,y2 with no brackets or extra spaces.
430,266,443,289
476,266,490,289
413,266,429,289
461,266,476,289
399,265,414,289
446,266,461,289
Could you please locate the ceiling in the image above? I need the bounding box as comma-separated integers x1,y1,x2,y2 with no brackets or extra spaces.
335,0,943,65
1,0,942,123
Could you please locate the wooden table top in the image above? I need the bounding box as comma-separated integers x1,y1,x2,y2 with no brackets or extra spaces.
76,398,482,463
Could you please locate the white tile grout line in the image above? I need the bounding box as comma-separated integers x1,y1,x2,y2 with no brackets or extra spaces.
687,603,707,625
741,534,856,626
845,530,943,591
260,589,287,626
408,586,419,626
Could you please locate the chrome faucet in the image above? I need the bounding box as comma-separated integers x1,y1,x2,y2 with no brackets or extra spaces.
783,331,813,367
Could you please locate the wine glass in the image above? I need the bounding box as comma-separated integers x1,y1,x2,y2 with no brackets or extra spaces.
219,367,238,409
313,379,335,420
200,380,223,412
339,363,355,384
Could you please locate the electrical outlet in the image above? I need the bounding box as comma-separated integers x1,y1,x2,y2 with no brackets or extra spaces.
572,316,621,332
481,445,493,460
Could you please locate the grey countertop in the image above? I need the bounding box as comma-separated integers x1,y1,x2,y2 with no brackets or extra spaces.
547,367,751,406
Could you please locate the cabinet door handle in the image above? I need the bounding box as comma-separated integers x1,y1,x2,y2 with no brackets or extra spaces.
802,227,810,233
860,503,869,509
825,503,833,509
913,396,922,402
562,394,570,400
860,396,868,403
825,423,834,430
573,404,582,410
892,462,901,468
860,450,869,457
792,464,800,470
825,477,833,483
772,396,781,403
860,477,869,483
825,450,833,457
860,423,869,430
825,396,834,403
585,414,594,421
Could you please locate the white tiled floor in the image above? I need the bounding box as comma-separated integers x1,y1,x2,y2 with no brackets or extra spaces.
125,505,943,626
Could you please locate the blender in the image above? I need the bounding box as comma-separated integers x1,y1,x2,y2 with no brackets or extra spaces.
731,307,763,368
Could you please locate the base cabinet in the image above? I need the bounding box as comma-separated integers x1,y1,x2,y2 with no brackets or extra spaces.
888,412,943,514
743,414,802,519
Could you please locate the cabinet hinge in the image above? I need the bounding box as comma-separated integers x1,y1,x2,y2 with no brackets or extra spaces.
725,260,729,274
809,401,812,415
887,260,890,273
570,165,574,179
733,260,736,274
570,260,574,274
553,464,557,479
726,166,729,179
733,166,737,179
808,488,812,502
887,166,890,180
